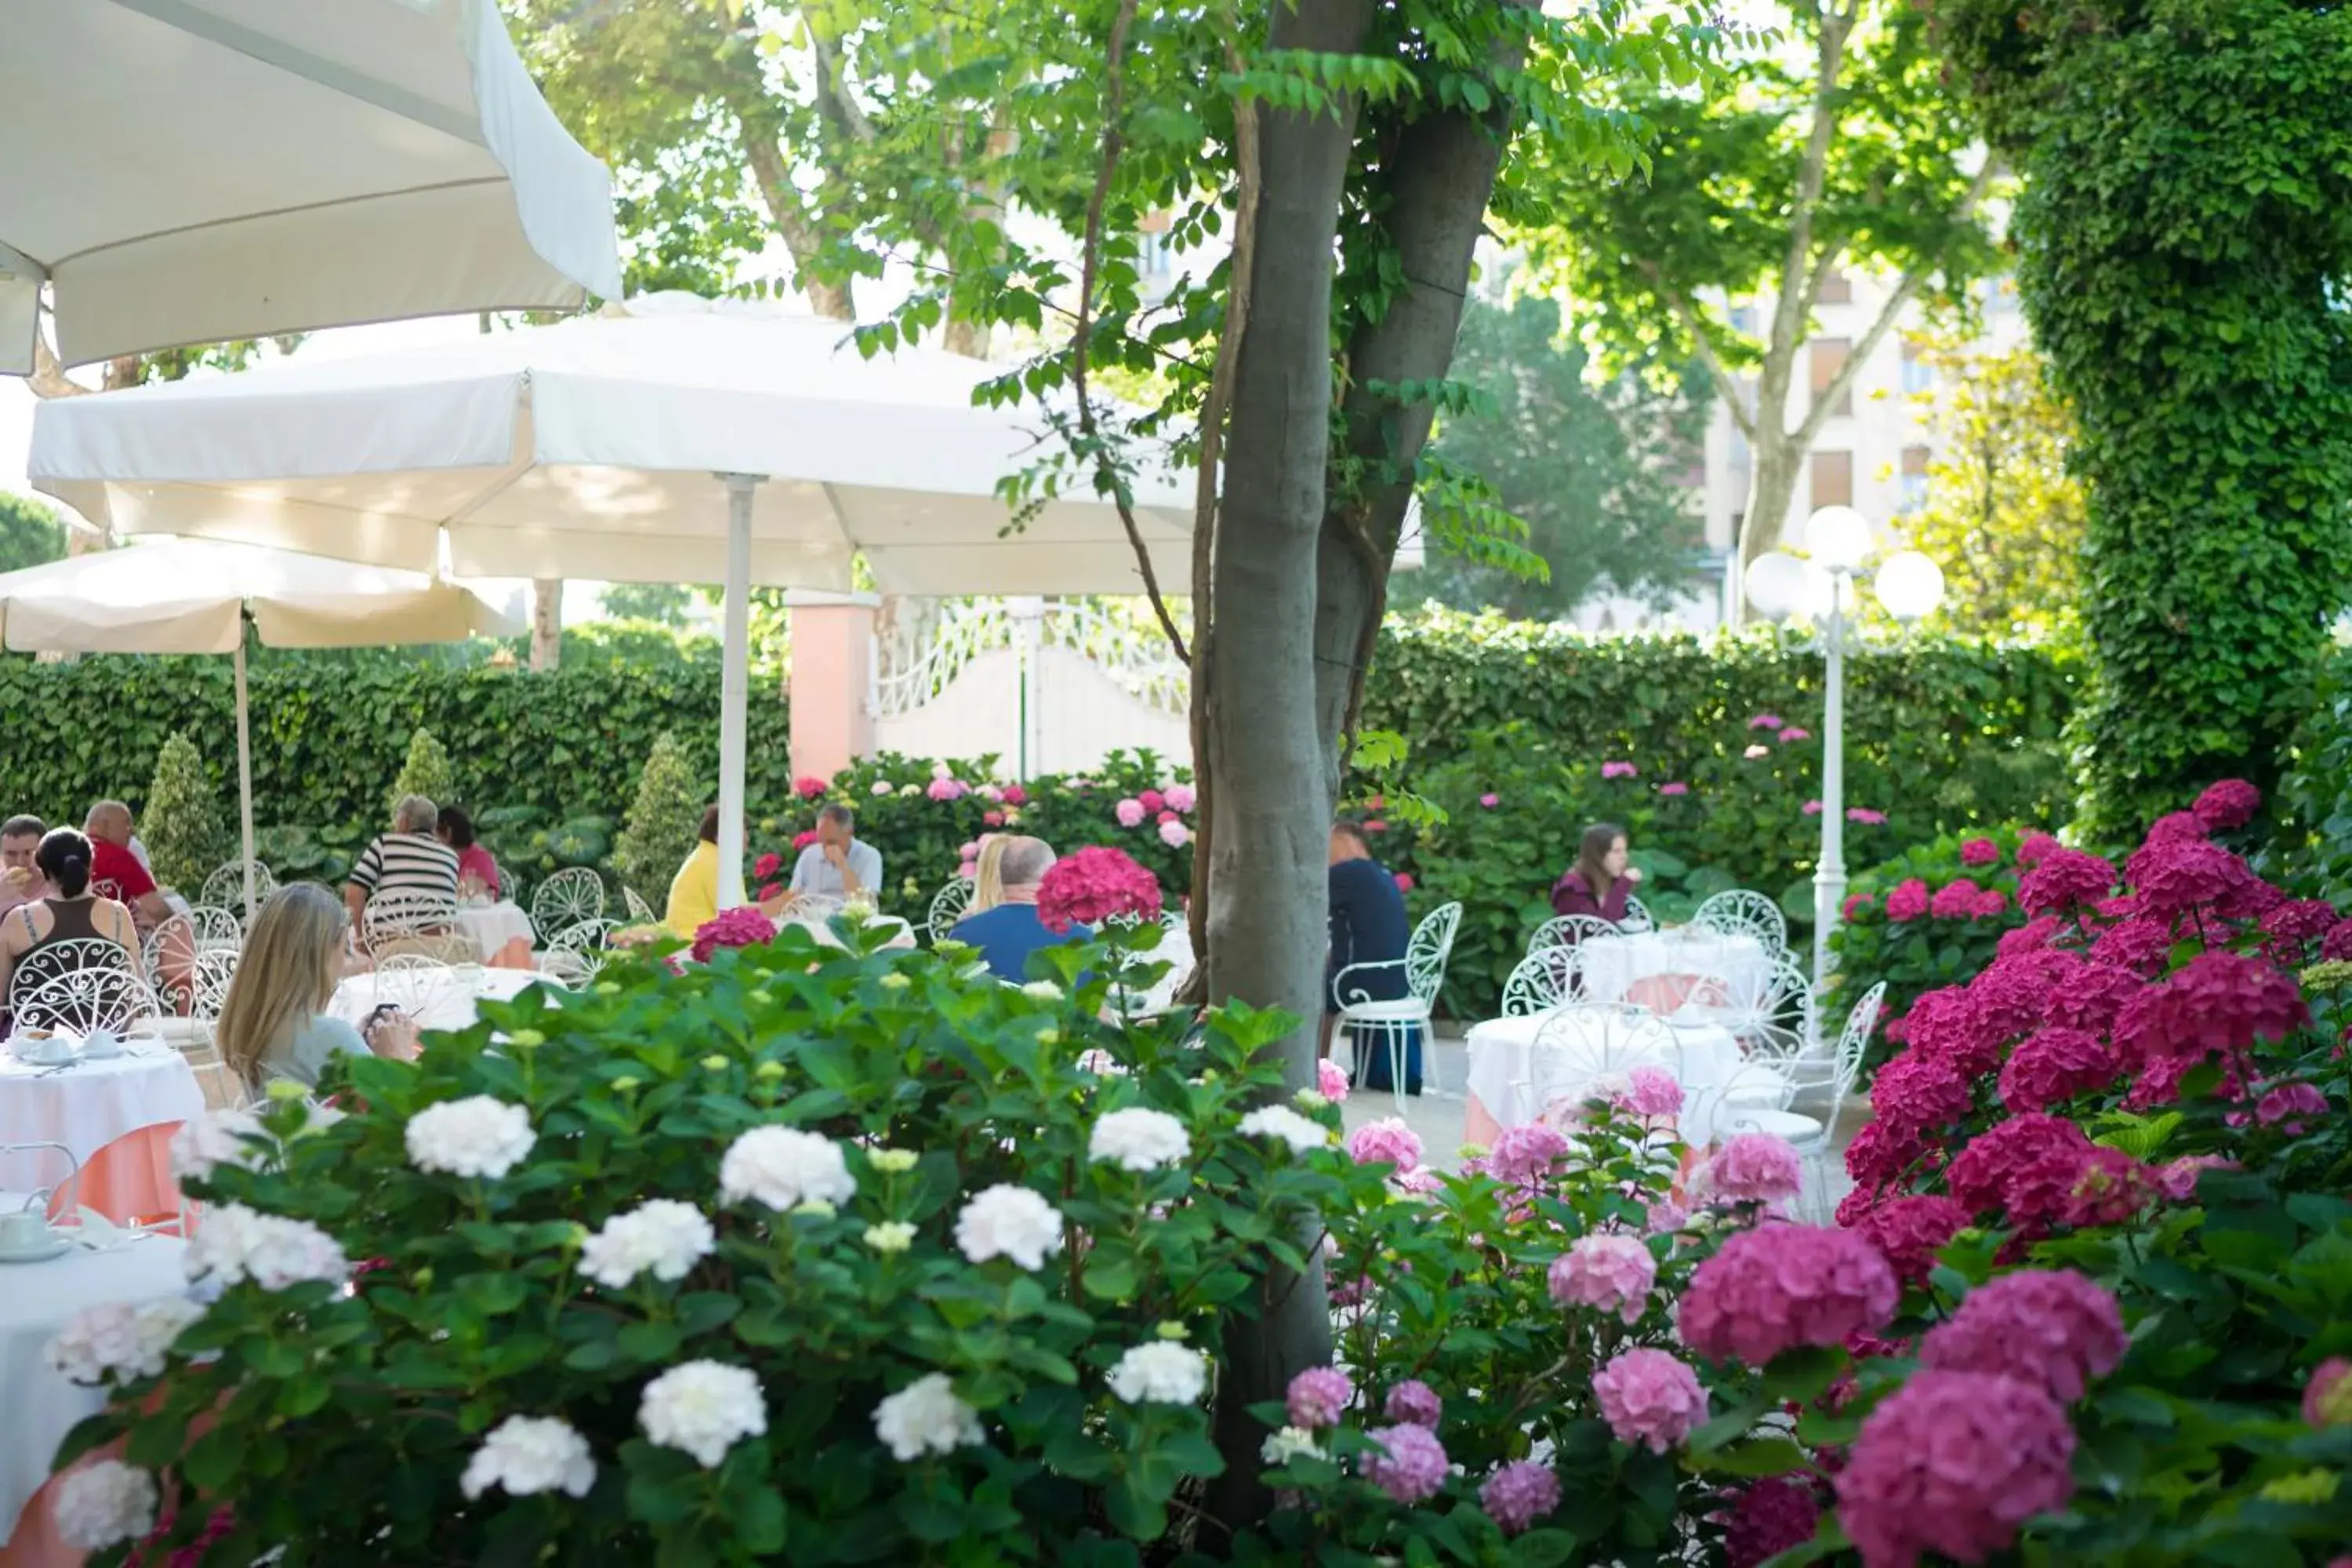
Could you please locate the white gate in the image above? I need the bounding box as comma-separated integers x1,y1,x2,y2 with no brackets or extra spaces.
870,598,1190,778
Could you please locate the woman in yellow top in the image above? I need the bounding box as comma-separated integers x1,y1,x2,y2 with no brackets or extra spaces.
663,806,721,938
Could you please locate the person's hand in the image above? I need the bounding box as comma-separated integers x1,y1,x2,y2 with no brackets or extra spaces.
822,840,849,869
2,866,31,890
1623,866,1644,884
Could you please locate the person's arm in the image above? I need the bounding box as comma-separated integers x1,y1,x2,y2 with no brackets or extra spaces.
836,841,870,898
132,890,171,926
344,840,382,926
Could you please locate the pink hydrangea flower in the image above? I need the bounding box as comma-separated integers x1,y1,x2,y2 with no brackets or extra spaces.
1998,1028,2116,1115
1359,1423,1449,1504
1700,1134,1804,1206
1363,819,1388,835
1846,807,1888,825
1834,1370,2075,1568
1002,784,1029,807
1392,870,1414,892
1286,1367,1353,1427
1160,819,1193,849
1869,1049,1972,1146
1973,887,2009,917
2303,1358,2352,1428
1679,1226,1898,1367
1724,1477,1822,1568
1479,1461,1560,1537
1384,1379,1443,1429
1854,1195,1969,1285
753,851,783,882
977,783,1003,804
1114,797,1147,829
1802,800,1825,816
2117,949,2308,1064
1164,783,1196,812
792,775,828,799
1036,846,1163,933
1749,713,1786,729
1944,1114,2093,1225
1885,878,1931,922
2154,1153,2235,1202
1844,893,1875,920
690,906,775,964
1929,881,1984,920
1316,1058,1349,1102
1345,1117,1424,1172
1138,789,1165,814
1621,1065,1683,1117
2063,1148,2155,1229
1548,1234,1657,1325
1478,793,1500,808
793,829,820,851
1958,838,2001,867
983,810,1005,827
1998,916,2061,956
927,776,969,802
1592,1348,1708,1454
1601,760,1638,780
1659,781,1691,797
2256,1080,2328,1133
1488,1124,1570,1186
1920,1269,2126,1401
2193,778,2261,831
2124,837,2263,921
2016,848,2117,916
2014,832,2062,869
1779,725,1812,742
2143,810,2209,845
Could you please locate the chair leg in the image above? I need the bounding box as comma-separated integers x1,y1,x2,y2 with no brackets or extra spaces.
1388,1023,1410,1116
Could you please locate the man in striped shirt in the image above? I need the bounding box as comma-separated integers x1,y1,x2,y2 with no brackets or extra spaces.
344,793,461,929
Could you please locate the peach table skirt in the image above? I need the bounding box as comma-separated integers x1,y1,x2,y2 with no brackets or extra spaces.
51,1123,183,1229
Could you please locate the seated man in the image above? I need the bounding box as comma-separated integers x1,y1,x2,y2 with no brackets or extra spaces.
1324,818,1421,1094
949,836,1090,981
344,794,463,955
787,804,883,904
83,800,173,931
0,815,49,917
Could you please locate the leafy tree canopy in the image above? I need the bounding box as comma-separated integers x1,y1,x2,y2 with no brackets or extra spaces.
0,491,67,574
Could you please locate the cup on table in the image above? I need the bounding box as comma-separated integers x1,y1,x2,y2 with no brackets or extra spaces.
0,1209,53,1251
81,1029,122,1060
16,1030,73,1065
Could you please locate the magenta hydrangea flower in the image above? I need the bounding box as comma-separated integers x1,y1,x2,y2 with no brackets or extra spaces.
2304,1358,2352,1428
2045,961,2141,1035
1885,878,1932,923
2256,1080,2328,1133
1679,1226,1899,1367
1486,1123,1570,1186
1286,1367,1353,1428
1548,1234,1657,1325
1479,1461,1560,1536
2017,848,2117,916
1780,726,1812,742
1383,1379,1443,1429
1592,1348,1707,1454
1724,1476,1823,1568
1802,800,1825,816
1478,792,1500,808
2118,950,2309,1064
1856,1194,1969,1285
1920,1269,2127,1401
1601,760,1638,780
1835,1370,2075,1568
690,906,776,964
1621,1065,1684,1117
1316,1058,1349,1102
1359,1422,1449,1504
1701,1134,1804,1206
1345,1117,1424,1172
2014,833,2062,870
2062,1148,2155,1229
2326,919,2352,962
2193,778,2262,831
1973,887,2009,917
1998,916,2061,956
1036,846,1163,933
1749,713,1786,729
1847,807,1889,825
2143,810,2209,846
1868,1047,1971,1147
1844,892,1876,920
1929,880,1984,920
1998,1027,2116,1115
1944,1114,2092,1222
2088,916,2176,978
2124,837,2263,922
1659,781,1690,797
1958,837,2001,867
2154,1153,2236,1202
1842,1120,1918,1193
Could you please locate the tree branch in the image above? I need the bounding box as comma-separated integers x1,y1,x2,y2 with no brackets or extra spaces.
1642,268,1754,438
1765,3,1857,377
26,334,89,400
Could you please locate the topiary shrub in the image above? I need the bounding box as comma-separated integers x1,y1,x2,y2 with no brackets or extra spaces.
140,730,227,895
613,731,704,900
387,727,456,820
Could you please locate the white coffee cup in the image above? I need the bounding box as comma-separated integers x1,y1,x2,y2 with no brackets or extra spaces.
0,1210,51,1252
82,1029,122,1060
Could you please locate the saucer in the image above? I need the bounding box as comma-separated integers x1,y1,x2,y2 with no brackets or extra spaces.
0,1236,70,1264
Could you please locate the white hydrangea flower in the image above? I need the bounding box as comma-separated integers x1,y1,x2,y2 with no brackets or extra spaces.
53,1460,158,1551
1261,1426,1326,1466
183,1203,350,1292
1105,1341,1209,1406
404,1097,535,1181
1238,1105,1334,1154
459,1416,598,1500
868,1148,920,1174
873,1372,985,1461
953,1184,1065,1269
45,1296,205,1385
1020,979,1064,1002
169,1106,270,1183
1087,1108,1191,1173
579,1200,716,1290
863,1221,916,1254
638,1360,768,1468
718,1127,857,1211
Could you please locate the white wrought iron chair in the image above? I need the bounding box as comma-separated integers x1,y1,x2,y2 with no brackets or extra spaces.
198,859,279,921
1720,953,1816,1067
1500,945,1582,1017
1789,981,1886,1106
530,869,607,942
1695,1061,1842,1220
1527,913,1623,955
1516,1001,1681,1127
927,879,975,943
1621,894,1655,934
10,942,161,1036
1690,888,1791,958
1,1140,83,1229
1332,901,1464,1109
91,878,124,905
364,888,468,962
622,886,659,927
539,918,621,984
372,953,460,1019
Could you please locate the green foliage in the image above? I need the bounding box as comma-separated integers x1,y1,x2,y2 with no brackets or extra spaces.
1934,0,2352,834
1417,295,1709,619
138,731,227,895
387,728,456,820
614,731,706,900
2272,641,2352,900
597,583,699,629
1828,827,2031,1070
0,491,67,574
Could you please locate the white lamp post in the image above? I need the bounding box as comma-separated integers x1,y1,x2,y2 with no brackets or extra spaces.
1747,507,1946,982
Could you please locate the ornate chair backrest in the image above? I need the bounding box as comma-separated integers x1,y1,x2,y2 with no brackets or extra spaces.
927,879,975,943
11,940,157,1035
530,869,607,938
1690,889,1791,956
1501,946,1581,1017
1404,902,1465,1005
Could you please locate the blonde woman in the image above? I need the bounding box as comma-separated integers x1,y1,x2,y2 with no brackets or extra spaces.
968,835,1011,916
217,883,417,1094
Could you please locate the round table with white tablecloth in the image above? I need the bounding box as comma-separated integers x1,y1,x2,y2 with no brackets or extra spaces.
1577,929,1773,1014
1463,1009,1744,1147
773,912,918,951
0,1236,190,1561
0,1043,202,1224
452,900,537,967
331,965,550,1036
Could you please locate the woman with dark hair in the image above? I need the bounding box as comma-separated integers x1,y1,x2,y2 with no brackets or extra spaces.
0,827,140,1014
436,805,500,899
1549,822,1642,923
663,804,723,938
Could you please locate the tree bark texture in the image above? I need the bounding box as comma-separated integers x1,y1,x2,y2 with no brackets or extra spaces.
530,579,563,672
1202,0,1372,1530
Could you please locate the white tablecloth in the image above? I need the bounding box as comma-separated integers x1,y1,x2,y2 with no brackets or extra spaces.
0,1048,202,1194
1579,930,1772,1010
1114,921,1195,1016
1465,1011,1745,1142
330,967,547,1035
453,902,535,961
775,913,918,951
0,1237,190,1541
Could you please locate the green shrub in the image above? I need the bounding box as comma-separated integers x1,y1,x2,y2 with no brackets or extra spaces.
387,728,456,820
614,731,704,899
138,730,227,895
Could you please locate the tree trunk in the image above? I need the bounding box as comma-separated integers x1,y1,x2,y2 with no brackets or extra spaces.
1202,0,1371,1530
1737,416,1805,572
531,579,563,672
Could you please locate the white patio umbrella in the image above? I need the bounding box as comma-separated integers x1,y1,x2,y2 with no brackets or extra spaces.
27,292,1193,906
2,0,622,374
0,538,521,916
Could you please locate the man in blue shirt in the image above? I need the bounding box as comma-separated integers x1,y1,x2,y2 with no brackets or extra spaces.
949,836,1093,980
1324,819,1421,1094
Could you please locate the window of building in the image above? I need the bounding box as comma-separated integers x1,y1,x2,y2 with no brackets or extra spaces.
1900,339,1933,395
1812,450,1853,510
1816,268,1852,304
1899,445,1930,514
1730,305,1757,336
1809,337,1853,418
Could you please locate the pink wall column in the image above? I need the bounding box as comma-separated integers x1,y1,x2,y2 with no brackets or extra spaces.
786,590,879,781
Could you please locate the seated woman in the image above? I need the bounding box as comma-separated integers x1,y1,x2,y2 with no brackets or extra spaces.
218,882,417,1095
0,827,142,1025
1549,822,1642,925
664,805,721,939
437,805,500,900
967,835,1009,917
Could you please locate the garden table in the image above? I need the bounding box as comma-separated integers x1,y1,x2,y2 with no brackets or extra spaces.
1577,930,1770,1014
0,1237,190,1568
329,967,548,1036
1462,1011,1744,1147
0,1041,201,1227
453,901,537,968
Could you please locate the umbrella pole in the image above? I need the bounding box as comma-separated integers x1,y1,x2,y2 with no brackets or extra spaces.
234,634,257,921
716,474,762,909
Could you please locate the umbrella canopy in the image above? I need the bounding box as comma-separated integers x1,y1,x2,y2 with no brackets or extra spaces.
27,293,1195,596
2,0,622,374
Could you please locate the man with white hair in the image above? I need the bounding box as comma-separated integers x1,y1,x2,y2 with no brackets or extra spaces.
84,800,173,931
949,835,1091,981
344,793,461,928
